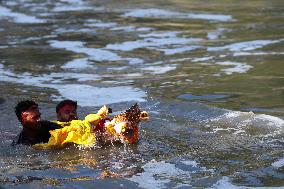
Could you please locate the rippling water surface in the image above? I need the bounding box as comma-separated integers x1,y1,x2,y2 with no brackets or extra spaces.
0,0,283,188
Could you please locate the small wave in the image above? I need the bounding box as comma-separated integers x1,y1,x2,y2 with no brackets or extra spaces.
85,21,118,29
122,8,233,22
0,6,46,24
233,51,284,56
208,39,283,52
49,40,144,65
128,158,216,189
52,0,101,12
211,176,284,189
178,93,230,101
192,56,214,62
215,61,253,75
61,58,92,70
272,158,284,168
141,64,177,75
161,45,202,55
105,31,202,53
207,28,231,40
85,19,153,33
208,110,284,136
128,159,192,189
53,27,95,35
51,84,146,107
0,64,146,106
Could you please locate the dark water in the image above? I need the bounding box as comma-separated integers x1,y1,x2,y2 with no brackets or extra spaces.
0,0,284,188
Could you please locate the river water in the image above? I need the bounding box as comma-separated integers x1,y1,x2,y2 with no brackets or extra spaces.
0,0,283,188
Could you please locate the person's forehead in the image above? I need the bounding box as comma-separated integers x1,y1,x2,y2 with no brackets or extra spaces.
23,105,39,113
60,104,76,110
22,109,39,116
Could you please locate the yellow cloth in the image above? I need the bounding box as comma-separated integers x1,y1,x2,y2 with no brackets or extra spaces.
33,106,109,149
53,120,71,128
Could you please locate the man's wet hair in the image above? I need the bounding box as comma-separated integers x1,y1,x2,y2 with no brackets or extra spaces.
15,100,38,121
56,100,77,113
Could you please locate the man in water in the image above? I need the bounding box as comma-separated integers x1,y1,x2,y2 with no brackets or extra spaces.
56,99,78,122
13,100,61,145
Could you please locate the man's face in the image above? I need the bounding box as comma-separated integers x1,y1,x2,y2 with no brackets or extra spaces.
21,105,41,129
57,104,77,122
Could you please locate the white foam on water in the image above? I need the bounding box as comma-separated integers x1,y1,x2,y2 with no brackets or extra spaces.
0,6,46,24
49,40,144,64
124,58,144,65
210,176,284,189
161,45,202,55
8,34,56,45
5,1,18,6
182,160,215,174
85,22,117,29
122,8,233,22
141,64,177,75
49,40,115,60
233,51,284,56
50,84,146,107
226,112,284,128
85,19,153,33
123,8,181,18
22,36,42,42
187,13,233,22
136,27,153,32
272,157,284,168
111,26,152,32
103,73,143,79
54,28,95,35
207,28,229,40
128,159,192,189
208,110,284,136
181,160,199,167
106,37,200,51
107,66,129,71
61,58,93,70
105,30,203,56
170,57,192,63
192,56,214,62
210,177,243,189
49,72,101,82
106,32,202,54
60,0,82,3
0,64,146,106
53,6,87,12
52,0,102,12
110,26,136,32
139,31,181,38
216,61,253,75
208,39,283,52
0,65,100,83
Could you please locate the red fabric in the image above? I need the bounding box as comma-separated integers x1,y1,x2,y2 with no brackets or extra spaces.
95,118,111,133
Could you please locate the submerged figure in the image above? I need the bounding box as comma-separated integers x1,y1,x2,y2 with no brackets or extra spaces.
33,104,149,149
103,103,149,144
12,100,61,145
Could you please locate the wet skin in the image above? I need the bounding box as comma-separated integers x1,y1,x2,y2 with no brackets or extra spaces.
57,104,78,122
21,105,41,130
